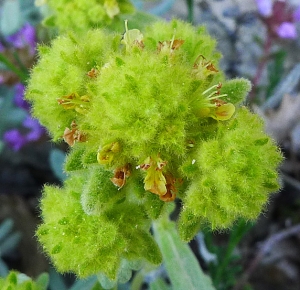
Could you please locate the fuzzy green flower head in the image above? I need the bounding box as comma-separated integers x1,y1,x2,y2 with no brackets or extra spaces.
42,0,135,32
26,19,282,279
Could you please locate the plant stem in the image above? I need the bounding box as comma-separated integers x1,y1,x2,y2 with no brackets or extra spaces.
0,53,28,83
186,0,194,23
213,220,253,287
248,33,273,103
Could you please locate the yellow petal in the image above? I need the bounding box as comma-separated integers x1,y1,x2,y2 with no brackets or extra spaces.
212,103,235,121
97,142,120,164
144,170,167,196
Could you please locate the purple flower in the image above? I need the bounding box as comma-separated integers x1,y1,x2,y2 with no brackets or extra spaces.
276,21,297,39
5,23,36,54
3,129,27,151
294,5,300,22
22,116,45,141
14,83,30,111
3,116,45,151
256,0,272,17
256,0,300,40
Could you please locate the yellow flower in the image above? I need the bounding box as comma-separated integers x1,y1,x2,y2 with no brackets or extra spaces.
57,93,90,114
197,83,235,121
192,55,219,79
139,157,167,196
211,103,235,121
97,142,120,164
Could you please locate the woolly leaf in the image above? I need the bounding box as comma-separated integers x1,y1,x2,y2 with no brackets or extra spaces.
81,166,124,215
64,145,85,172
153,217,216,290
220,78,251,105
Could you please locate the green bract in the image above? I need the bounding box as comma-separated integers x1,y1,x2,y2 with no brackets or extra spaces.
26,20,282,280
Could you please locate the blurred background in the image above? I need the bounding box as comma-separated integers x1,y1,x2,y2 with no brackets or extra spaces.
1,0,300,289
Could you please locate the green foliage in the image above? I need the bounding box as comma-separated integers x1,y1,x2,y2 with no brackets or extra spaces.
44,0,135,33
153,216,216,290
178,108,282,239
0,271,49,290
149,278,171,290
220,78,251,105
204,219,254,290
37,177,161,280
26,19,282,282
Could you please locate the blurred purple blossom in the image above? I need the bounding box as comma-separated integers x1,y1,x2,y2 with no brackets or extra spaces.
256,0,272,17
3,116,45,151
1,23,36,54
294,5,300,22
22,116,45,141
3,129,27,151
276,21,297,39
14,83,30,111
256,0,300,39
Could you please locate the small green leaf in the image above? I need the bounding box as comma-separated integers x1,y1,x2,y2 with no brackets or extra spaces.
153,217,216,290
220,78,251,105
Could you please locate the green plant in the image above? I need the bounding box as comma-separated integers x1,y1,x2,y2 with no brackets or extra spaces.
204,219,254,290
25,18,282,285
42,0,137,33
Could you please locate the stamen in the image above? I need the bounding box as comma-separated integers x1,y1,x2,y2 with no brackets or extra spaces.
208,93,228,101
202,84,220,96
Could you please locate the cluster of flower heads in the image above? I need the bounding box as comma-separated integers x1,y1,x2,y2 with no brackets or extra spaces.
255,0,300,39
41,0,135,32
26,20,282,279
